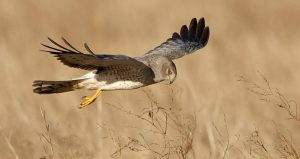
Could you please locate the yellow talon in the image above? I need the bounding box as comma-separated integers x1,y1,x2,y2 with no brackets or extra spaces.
79,90,102,109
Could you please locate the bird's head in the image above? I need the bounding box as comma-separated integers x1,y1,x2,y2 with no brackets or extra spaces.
162,61,177,84
151,57,177,84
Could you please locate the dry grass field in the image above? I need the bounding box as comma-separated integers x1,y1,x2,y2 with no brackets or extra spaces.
0,0,300,158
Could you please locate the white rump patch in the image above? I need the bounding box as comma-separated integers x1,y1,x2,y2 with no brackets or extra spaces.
71,71,96,80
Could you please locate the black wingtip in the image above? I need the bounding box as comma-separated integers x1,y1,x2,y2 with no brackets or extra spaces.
172,32,181,39
174,17,208,43
188,18,197,40
180,25,189,41
200,27,210,47
186,17,209,47
195,18,205,41
199,17,205,24
190,18,197,27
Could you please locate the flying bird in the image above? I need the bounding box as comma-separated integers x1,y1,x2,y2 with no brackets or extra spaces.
33,17,210,108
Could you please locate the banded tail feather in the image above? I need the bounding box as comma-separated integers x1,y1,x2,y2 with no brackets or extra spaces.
33,79,84,94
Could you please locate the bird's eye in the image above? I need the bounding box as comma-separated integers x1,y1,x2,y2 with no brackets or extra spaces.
166,68,172,75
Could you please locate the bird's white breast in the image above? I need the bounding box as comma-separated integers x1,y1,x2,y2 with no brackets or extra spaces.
74,71,144,91
100,81,144,90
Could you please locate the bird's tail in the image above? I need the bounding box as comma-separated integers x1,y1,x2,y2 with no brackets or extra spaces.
32,79,84,94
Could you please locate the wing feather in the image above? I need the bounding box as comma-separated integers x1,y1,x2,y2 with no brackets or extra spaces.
41,38,148,70
180,25,189,41
188,18,197,41
195,18,205,41
142,17,209,60
61,37,83,53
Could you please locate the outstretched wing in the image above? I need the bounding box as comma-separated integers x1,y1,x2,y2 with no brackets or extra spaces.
41,37,148,70
142,17,209,60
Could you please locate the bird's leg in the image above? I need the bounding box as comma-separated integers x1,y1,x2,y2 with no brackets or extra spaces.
79,89,102,109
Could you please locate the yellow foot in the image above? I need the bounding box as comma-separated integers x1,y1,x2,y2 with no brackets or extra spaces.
79,90,101,109
80,96,96,108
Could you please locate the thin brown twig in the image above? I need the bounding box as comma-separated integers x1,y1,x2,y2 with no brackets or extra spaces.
39,106,55,159
103,88,195,159
276,130,300,159
238,73,300,123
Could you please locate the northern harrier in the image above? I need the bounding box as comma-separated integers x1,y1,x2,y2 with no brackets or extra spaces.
33,17,210,108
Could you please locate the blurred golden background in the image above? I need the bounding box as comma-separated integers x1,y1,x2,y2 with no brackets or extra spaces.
0,0,300,158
